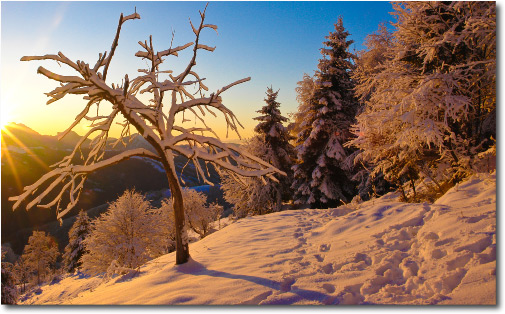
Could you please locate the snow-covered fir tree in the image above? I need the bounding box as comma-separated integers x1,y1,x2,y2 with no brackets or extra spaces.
158,189,222,240
291,17,359,208
80,190,165,275
21,231,59,286
350,2,496,199
1,250,18,305
253,87,296,209
62,209,91,273
222,87,295,216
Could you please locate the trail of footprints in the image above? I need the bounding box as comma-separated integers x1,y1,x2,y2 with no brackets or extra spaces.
263,205,496,305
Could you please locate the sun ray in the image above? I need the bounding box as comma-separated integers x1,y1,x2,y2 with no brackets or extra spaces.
1,140,24,193
1,125,50,172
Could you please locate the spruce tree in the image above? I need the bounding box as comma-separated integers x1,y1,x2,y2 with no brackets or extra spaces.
63,209,91,273
253,87,296,210
222,88,295,216
292,17,358,208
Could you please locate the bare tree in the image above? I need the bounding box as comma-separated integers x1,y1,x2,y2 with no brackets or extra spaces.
9,5,284,265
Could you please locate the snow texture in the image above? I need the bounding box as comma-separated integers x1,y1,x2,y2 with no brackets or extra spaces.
19,172,496,305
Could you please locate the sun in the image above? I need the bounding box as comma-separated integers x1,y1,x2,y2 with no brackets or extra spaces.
1,110,12,130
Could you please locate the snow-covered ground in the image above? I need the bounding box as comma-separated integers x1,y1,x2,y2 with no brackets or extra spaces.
19,172,496,305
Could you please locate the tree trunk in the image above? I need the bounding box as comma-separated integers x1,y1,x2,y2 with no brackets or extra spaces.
410,176,417,202
161,153,189,265
275,187,282,212
397,179,407,202
117,103,190,265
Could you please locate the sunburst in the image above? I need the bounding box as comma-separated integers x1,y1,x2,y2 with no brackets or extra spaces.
1,109,12,130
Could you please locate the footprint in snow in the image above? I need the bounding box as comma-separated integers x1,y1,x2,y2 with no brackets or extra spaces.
322,283,336,293
314,254,325,263
319,244,331,252
239,291,273,305
321,263,334,274
280,277,296,292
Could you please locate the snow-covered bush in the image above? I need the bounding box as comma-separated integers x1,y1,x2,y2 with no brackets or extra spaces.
21,231,60,285
63,209,91,273
221,137,285,217
221,170,273,218
14,256,30,294
291,17,359,208
349,23,396,200
158,189,222,240
80,190,165,275
1,250,18,305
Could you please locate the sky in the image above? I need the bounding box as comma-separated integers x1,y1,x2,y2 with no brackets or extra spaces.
1,1,395,141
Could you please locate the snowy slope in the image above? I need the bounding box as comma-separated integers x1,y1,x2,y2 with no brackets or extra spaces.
20,172,496,305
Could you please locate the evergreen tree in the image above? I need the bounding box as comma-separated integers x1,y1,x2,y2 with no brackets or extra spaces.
222,88,295,216
292,17,358,208
21,231,59,286
253,87,296,210
350,2,496,199
14,256,30,294
62,209,91,273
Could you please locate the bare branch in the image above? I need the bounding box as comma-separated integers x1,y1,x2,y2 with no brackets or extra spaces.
103,11,141,81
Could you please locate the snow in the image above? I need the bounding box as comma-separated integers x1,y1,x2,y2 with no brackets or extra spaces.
19,172,496,305
6,145,28,154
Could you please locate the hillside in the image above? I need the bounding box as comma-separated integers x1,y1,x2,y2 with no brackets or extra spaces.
1,123,223,255
19,172,496,305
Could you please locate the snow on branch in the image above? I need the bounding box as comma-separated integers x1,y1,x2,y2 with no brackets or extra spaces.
103,11,141,81
9,148,161,222
12,6,284,228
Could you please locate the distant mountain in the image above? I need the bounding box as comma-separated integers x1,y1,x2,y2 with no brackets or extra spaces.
1,123,45,148
1,123,91,150
1,123,222,255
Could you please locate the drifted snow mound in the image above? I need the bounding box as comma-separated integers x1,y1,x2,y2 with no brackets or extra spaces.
21,172,496,305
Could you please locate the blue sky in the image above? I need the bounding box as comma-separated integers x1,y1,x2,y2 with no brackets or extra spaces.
1,1,395,140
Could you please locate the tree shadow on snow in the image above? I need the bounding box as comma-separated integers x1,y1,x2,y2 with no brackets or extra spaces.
175,257,330,304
